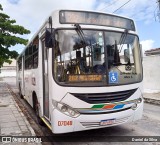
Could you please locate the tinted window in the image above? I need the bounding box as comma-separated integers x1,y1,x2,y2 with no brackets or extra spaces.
24,36,39,70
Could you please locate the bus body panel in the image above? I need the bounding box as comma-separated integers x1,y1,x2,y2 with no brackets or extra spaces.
23,69,39,106
59,87,142,108
51,101,143,134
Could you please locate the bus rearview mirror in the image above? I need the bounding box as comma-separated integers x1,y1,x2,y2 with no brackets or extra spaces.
45,28,55,48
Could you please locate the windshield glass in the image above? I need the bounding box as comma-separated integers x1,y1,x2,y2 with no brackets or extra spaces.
53,29,142,86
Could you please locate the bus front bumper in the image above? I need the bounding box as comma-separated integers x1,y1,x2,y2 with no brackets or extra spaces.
51,101,143,134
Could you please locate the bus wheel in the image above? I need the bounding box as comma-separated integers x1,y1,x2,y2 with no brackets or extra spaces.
35,98,44,126
19,84,24,99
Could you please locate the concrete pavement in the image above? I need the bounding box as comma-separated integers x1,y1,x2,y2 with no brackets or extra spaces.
0,82,35,136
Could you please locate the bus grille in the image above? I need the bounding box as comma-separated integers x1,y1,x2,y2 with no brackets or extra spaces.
80,116,130,128
71,89,137,104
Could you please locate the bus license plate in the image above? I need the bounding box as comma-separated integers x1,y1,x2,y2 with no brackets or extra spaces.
100,119,115,126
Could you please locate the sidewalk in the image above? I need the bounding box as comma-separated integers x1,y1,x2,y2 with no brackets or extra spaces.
0,82,35,136
143,92,160,105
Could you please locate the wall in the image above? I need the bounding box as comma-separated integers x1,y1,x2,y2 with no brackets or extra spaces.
0,59,16,77
143,55,160,93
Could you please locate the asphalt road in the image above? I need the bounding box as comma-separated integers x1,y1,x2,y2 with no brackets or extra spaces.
2,77,160,145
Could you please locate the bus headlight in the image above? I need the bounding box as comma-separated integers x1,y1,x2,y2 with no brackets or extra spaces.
52,100,80,118
131,97,142,110
137,97,142,103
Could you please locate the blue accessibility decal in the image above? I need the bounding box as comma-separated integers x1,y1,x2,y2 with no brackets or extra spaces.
109,72,118,83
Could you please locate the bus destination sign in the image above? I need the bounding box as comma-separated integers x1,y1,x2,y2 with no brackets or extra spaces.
68,75,102,82
59,10,135,31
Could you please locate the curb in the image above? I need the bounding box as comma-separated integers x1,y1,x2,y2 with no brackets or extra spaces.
12,94,36,136
143,97,160,105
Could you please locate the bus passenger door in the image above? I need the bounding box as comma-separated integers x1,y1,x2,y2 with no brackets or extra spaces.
42,40,49,119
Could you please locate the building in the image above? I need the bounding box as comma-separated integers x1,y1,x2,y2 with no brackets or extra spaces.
0,59,16,77
145,48,160,56
143,48,160,93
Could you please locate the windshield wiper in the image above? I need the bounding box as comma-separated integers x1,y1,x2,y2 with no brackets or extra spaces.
119,29,128,53
74,24,88,47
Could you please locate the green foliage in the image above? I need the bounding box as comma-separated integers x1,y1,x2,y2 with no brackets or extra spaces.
0,3,30,68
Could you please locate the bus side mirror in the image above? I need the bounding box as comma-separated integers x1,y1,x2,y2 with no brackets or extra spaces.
45,28,55,48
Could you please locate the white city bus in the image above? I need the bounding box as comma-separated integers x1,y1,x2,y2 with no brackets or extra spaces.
17,10,143,134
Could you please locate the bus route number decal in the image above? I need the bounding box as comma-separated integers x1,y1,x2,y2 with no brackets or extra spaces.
58,121,72,126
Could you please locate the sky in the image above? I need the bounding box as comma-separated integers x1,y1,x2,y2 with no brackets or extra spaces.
0,0,160,55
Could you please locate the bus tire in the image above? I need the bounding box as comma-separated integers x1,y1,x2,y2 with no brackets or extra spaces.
19,84,24,99
34,96,44,126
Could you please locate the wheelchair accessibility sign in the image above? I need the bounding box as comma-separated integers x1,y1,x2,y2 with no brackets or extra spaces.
109,72,118,83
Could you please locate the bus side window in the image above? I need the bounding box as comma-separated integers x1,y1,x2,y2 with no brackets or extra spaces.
18,56,22,71
25,59,29,70
25,47,29,70
33,52,38,68
32,36,39,69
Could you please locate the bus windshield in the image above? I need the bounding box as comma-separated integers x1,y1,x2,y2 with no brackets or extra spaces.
53,29,142,86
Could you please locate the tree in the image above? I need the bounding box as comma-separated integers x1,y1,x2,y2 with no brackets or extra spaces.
0,3,30,68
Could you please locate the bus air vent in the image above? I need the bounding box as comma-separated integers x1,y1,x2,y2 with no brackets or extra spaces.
71,89,137,104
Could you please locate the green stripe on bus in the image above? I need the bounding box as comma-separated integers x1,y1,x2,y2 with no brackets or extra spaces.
92,104,105,109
